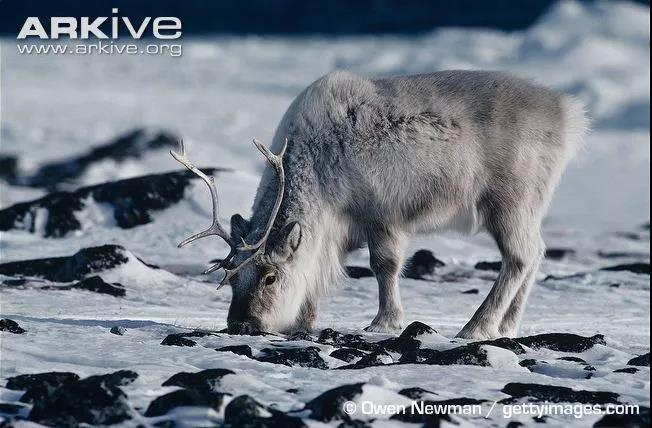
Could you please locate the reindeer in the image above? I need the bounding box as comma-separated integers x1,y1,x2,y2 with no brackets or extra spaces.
172,70,587,339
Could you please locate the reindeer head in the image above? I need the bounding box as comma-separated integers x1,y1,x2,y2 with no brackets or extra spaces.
170,138,304,334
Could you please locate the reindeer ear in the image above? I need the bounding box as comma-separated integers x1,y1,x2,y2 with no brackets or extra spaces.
230,214,251,241
271,222,302,262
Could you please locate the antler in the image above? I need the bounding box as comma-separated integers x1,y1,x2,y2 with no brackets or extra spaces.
221,138,288,285
170,138,288,288
170,140,237,275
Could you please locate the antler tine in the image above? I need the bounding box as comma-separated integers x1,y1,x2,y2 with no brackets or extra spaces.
203,245,237,275
240,138,288,252
170,140,236,259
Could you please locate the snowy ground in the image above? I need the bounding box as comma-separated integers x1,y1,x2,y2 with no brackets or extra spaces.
0,1,649,427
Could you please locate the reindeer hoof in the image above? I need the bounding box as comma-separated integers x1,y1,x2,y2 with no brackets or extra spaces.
365,317,404,333
455,325,500,340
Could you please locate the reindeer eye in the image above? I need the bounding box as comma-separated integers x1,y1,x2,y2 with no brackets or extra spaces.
264,275,277,285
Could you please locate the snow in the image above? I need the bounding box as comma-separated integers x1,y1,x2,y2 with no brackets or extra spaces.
0,1,650,427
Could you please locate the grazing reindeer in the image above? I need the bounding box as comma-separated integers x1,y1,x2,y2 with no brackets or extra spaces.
172,70,587,339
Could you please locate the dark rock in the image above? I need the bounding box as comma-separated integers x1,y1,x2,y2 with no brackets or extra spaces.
403,249,445,279
25,129,178,189
627,353,650,367
256,347,328,369
0,319,25,334
544,273,589,282
500,383,619,404
392,398,485,424
516,333,606,352
145,389,230,417
601,263,650,275
0,169,220,238
507,422,525,428
594,406,650,428
461,288,479,294
337,421,372,428
6,372,80,404
216,345,253,358
84,370,138,387
375,321,434,353
305,383,364,422
162,335,197,347
399,321,437,338
224,395,306,428
337,350,393,369
545,248,576,260
0,403,26,415
161,330,216,347
519,359,539,370
110,326,126,336
162,368,235,392
476,337,526,354
28,371,137,427
329,348,366,363
557,356,588,364
474,261,502,271
286,331,314,342
60,276,126,297
613,367,639,374
318,328,380,352
398,387,437,400
598,250,650,259
0,155,19,182
1,278,27,287
0,245,131,282
376,336,421,353
399,343,490,366
345,266,374,279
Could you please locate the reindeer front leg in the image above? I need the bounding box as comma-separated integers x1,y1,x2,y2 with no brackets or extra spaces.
366,228,407,332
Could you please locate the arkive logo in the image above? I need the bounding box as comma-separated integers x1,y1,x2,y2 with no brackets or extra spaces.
17,8,182,40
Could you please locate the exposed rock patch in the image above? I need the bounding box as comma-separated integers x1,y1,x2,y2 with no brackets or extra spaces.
304,383,364,422
545,248,576,260
27,370,138,427
329,348,366,363
0,245,131,282
399,343,491,366
601,263,650,275
161,331,217,347
162,368,235,392
0,169,220,237
225,395,306,428
216,345,254,358
0,319,26,334
500,383,619,404
6,372,80,404
318,328,380,352
337,350,394,369
256,347,328,369
474,261,502,271
345,266,374,279
627,352,650,367
145,389,230,417
110,326,126,335
43,276,126,297
515,333,606,352
402,249,445,279
24,129,178,189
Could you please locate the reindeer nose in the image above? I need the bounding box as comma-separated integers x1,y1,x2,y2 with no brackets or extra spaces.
227,321,260,335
